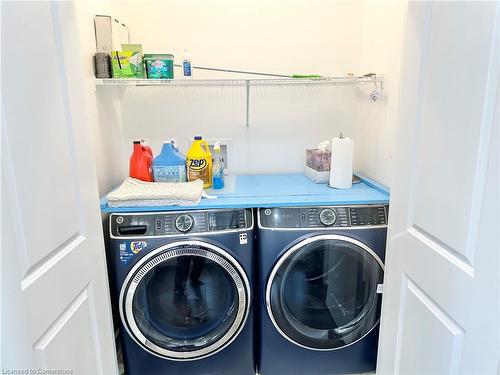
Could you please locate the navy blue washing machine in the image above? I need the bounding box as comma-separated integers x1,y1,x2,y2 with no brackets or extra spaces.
106,208,255,375
257,205,388,375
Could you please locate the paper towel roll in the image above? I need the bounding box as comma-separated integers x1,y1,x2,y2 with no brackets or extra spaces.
329,136,354,189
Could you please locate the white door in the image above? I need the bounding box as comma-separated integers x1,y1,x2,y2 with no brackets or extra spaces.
1,2,117,374
377,2,500,375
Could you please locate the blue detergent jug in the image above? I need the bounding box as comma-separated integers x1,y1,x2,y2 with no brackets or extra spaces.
152,141,187,182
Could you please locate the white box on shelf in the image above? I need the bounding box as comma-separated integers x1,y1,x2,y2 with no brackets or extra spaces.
305,166,330,184
94,15,129,54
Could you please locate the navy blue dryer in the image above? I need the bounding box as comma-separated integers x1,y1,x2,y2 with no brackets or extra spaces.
257,205,388,375
106,208,255,375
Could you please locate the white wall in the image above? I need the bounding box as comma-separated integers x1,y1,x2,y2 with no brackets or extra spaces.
355,1,406,187
112,0,367,78
112,84,380,175
74,1,127,197
86,0,406,190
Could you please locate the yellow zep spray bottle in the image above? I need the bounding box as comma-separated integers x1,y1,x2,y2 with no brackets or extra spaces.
186,136,212,188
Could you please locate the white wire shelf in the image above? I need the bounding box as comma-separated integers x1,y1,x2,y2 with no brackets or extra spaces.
94,75,383,87
94,74,383,127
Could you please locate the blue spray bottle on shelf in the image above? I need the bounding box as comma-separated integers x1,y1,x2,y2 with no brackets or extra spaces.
182,49,192,77
212,141,224,189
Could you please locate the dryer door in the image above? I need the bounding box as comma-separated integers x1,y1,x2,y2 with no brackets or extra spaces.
120,240,250,360
266,234,384,350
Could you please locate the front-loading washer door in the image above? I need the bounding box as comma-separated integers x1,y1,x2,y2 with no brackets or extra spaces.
120,240,250,361
266,234,384,351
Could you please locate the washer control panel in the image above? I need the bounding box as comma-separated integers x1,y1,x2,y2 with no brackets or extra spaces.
110,208,252,237
349,206,387,226
259,205,388,229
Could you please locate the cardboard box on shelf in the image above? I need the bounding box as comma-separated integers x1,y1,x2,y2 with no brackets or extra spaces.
111,50,145,78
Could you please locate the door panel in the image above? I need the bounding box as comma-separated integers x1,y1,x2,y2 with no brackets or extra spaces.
121,243,251,360
411,2,496,262
129,255,239,354
377,2,500,374
1,2,117,373
267,235,384,350
396,277,464,375
2,2,81,271
33,287,101,375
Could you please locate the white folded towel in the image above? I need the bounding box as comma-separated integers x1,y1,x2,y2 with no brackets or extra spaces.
107,178,204,207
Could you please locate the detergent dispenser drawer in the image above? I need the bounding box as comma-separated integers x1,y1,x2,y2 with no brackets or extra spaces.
110,214,156,237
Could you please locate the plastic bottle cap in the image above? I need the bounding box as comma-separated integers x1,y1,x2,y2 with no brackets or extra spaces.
194,136,202,140
133,140,141,144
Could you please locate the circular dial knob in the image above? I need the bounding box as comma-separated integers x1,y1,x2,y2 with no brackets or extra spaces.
175,214,194,232
319,209,336,226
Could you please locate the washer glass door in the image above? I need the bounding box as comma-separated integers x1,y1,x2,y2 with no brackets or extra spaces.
121,242,249,360
267,235,383,350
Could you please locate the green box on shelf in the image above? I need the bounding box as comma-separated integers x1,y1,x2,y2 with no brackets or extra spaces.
144,54,174,79
111,50,145,78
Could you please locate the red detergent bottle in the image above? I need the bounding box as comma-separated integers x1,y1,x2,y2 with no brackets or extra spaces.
129,140,153,181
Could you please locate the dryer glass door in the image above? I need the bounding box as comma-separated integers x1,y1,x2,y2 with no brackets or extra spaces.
121,241,250,360
267,235,383,350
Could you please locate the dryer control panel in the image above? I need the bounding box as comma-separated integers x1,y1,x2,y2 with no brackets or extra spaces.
110,208,253,238
259,205,388,229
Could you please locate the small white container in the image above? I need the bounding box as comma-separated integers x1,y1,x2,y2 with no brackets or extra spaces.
305,166,330,183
